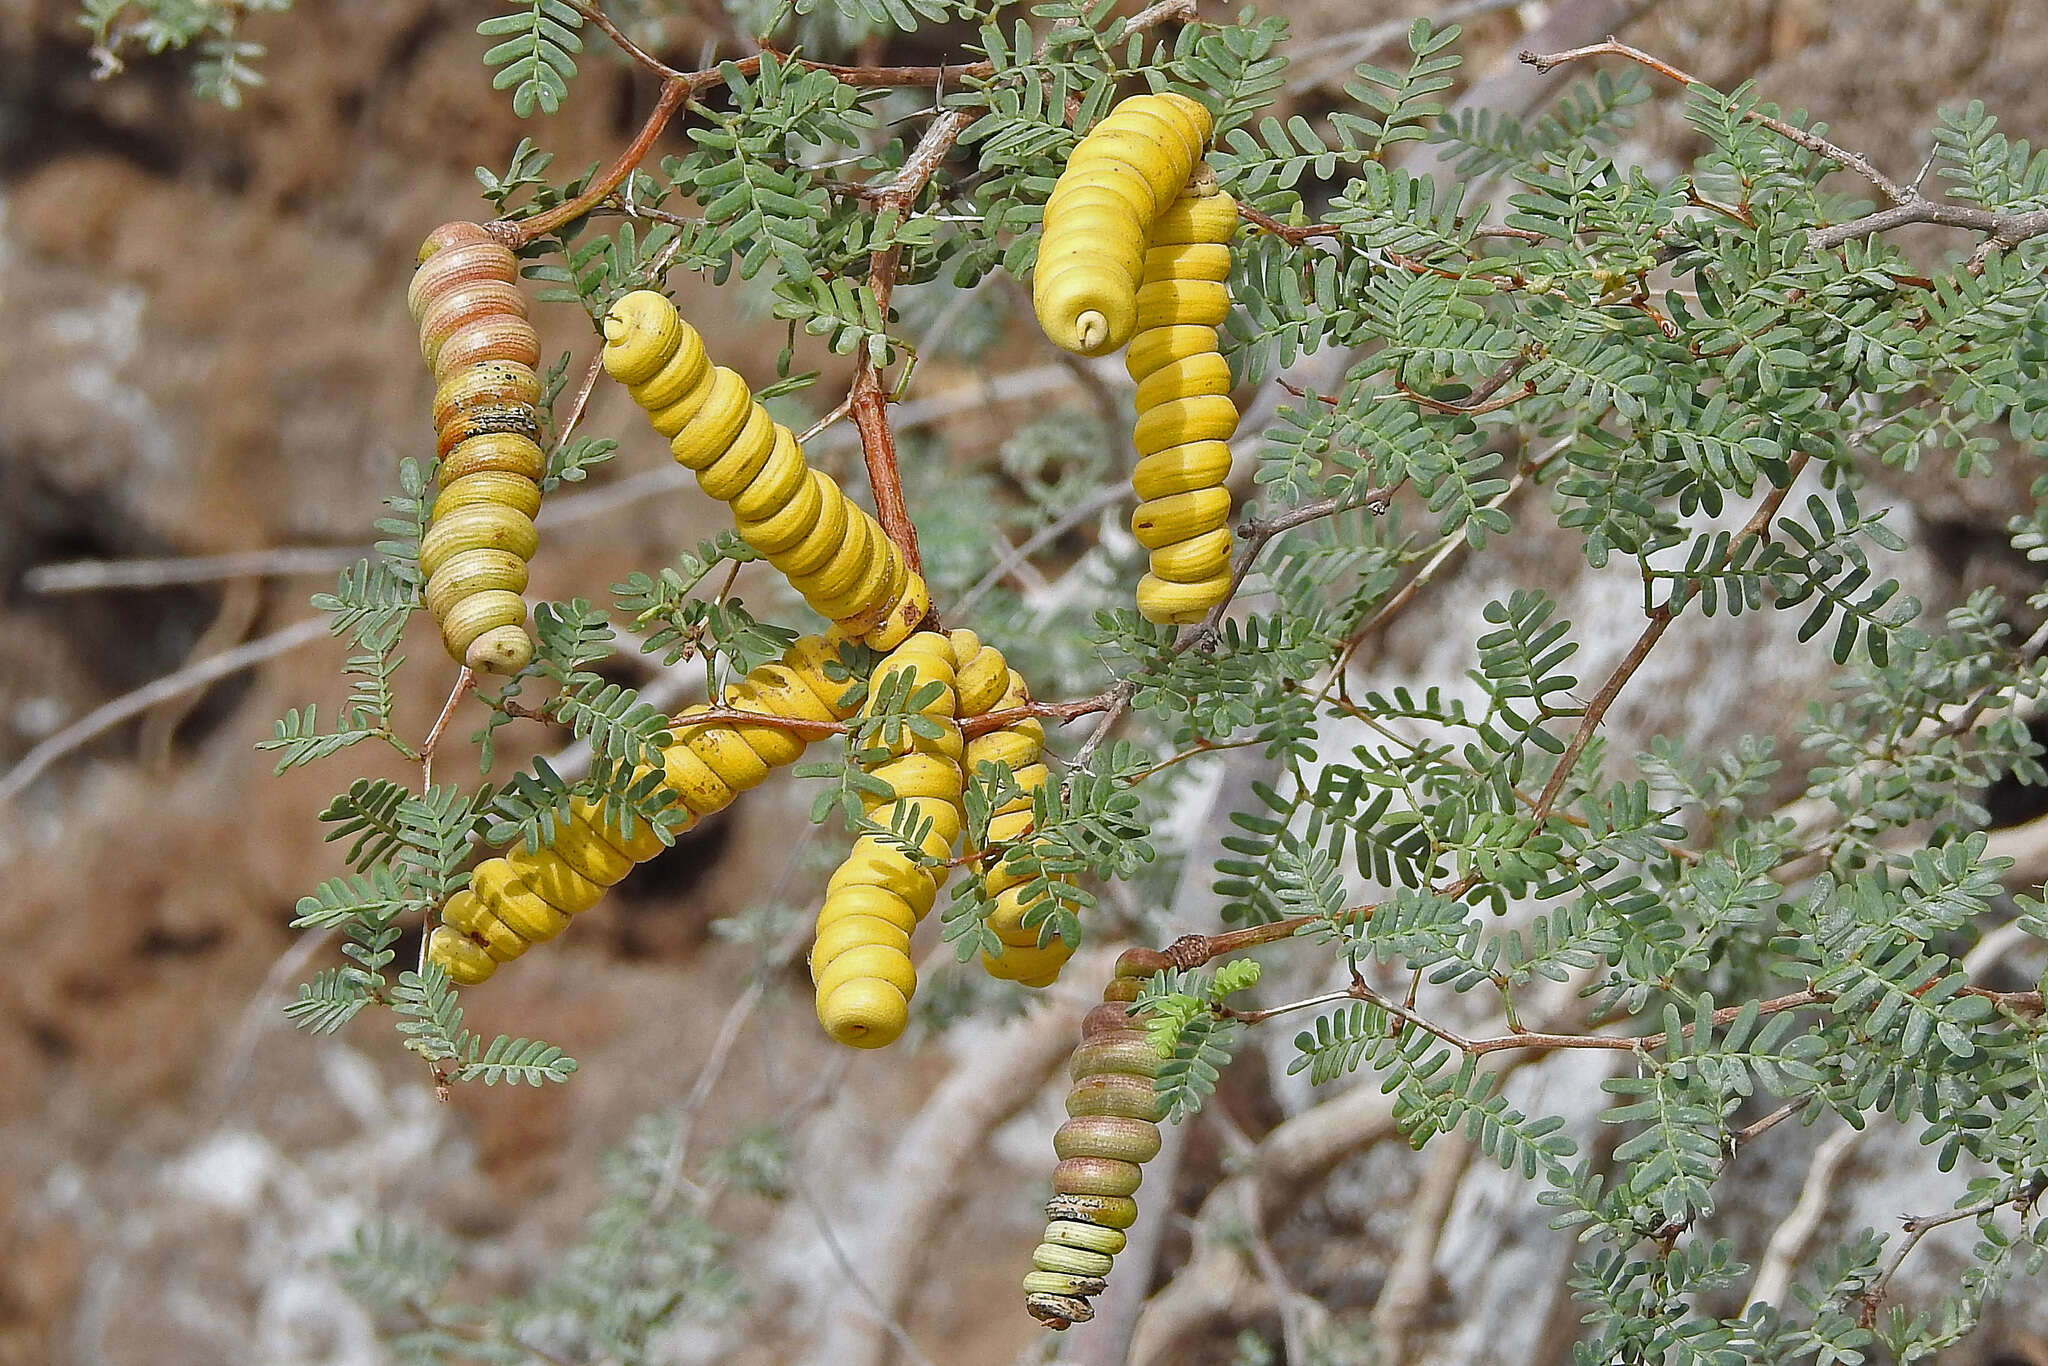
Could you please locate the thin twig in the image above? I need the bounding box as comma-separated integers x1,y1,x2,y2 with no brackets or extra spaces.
25,546,362,594
0,615,332,809
420,670,476,792
848,106,976,579
1519,41,1910,202
1745,1124,1863,1309
1529,450,1810,824
954,483,1125,616
1858,1175,2048,1325
1370,1133,1473,1361
505,76,690,247
1816,200,2048,253
788,1171,941,1366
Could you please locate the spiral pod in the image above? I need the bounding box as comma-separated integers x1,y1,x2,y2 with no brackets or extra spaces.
1034,93,1214,357
947,630,1075,988
1125,184,1241,625
410,222,546,674
428,633,859,985
810,631,963,1049
600,290,931,649
1024,950,1169,1329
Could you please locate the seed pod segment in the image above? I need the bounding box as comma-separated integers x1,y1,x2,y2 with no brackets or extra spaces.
1024,954,1169,1329
428,633,860,985
1123,184,1242,625
411,222,545,674
811,631,963,1048
946,631,1077,988
601,290,931,649
1035,93,1215,357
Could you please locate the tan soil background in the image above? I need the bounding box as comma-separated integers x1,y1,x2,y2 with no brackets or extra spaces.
4,2,2048,1364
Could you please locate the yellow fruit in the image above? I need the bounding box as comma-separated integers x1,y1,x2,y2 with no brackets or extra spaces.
601,290,930,646
413,222,543,674
1034,94,1216,356
809,632,964,1047
1118,185,1242,624
430,634,863,985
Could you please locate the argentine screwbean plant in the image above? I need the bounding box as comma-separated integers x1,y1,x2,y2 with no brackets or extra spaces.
103,0,2048,1358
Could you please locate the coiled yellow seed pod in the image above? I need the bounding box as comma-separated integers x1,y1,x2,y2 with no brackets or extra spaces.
1024,951,1170,1329
1122,183,1242,625
600,290,931,650
810,631,962,1048
428,633,861,985
945,630,1078,988
411,222,545,674
1034,93,1214,356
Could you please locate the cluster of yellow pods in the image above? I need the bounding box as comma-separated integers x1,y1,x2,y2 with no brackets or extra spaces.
1032,94,1244,624
407,87,1252,1337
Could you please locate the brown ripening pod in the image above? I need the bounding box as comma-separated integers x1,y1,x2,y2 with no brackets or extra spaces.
1022,949,1171,1329
410,221,544,675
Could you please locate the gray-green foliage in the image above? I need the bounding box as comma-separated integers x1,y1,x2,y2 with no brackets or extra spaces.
334,1109,757,1364
79,0,289,104
101,0,2048,1357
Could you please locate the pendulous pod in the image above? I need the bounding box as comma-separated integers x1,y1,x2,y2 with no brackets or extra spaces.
948,630,1076,988
1034,93,1214,357
810,631,963,1048
1024,951,1169,1329
1124,183,1241,625
600,290,931,649
411,222,546,674
428,633,861,985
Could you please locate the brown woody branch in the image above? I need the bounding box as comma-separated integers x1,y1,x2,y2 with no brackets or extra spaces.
504,75,690,247
849,106,976,580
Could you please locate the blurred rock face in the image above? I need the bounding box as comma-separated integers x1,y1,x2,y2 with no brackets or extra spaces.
4,2,2048,1364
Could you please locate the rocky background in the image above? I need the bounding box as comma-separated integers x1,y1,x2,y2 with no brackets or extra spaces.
3,1,2048,1364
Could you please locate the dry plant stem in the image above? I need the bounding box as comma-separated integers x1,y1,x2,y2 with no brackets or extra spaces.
553,351,608,455
1529,449,1811,824
1208,1106,1323,1364
1370,1131,1474,1362
1858,1175,2048,1326
420,668,476,792
1329,429,1573,687
26,546,361,593
0,613,332,810
787,1170,940,1366
803,996,1082,1366
1745,1124,1863,1310
1520,41,1909,201
567,0,994,86
953,481,1124,615
1129,976,1587,1365
1521,39,2048,256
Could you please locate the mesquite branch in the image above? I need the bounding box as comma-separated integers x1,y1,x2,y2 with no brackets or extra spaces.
1528,449,1811,824
848,105,975,578
1522,39,2048,256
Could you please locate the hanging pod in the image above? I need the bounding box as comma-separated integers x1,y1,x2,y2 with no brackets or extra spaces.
810,632,963,1048
410,222,546,674
600,290,931,649
1122,182,1243,625
1033,93,1215,356
1024,951,1169,1329
946,630,1076,988
427,633,861,985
